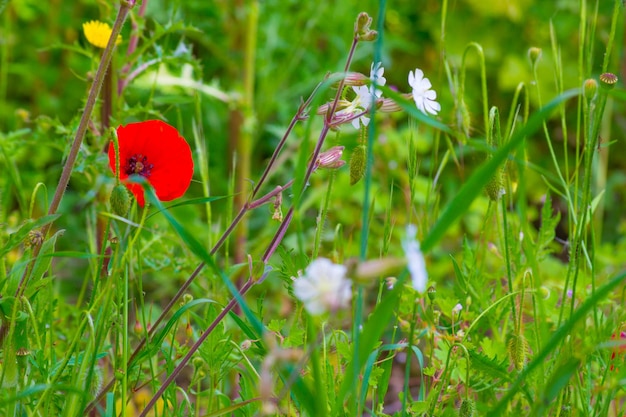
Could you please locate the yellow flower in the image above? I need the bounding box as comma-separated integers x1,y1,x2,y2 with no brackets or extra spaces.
82,20,122,49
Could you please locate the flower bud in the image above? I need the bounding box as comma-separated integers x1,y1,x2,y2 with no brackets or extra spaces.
110,184,131,216
349,145,367,185
379,98,403,113
583,78,598,101
317,146,346,169
459,399,475,417
507,333,528,371
355,12,372,36
528,47,542,66
427,286,436,301
25,229,44,248
485,169,506,201
353,257,406,283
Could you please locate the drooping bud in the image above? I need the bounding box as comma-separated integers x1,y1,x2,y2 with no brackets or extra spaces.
528,47,542,67
349,145,367,185
317,146,346,169
110,184,130,216
507,333,529,371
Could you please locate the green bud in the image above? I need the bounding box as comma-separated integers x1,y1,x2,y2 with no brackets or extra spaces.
459,399,475,417
485,169,506,201
528,47,542,66
349,145,367,185
427,286,436,301
583,79,598,101
507,333,528,371
110,184,130,216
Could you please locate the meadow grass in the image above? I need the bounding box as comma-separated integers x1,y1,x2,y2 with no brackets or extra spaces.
1,0,625,416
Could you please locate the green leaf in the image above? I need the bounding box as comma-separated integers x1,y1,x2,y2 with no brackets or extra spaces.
0,214,61,258
489,270,626,415
536,194,560,261
421,89,580,253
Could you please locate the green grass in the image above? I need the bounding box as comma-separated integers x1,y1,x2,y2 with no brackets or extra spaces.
1,0,626,416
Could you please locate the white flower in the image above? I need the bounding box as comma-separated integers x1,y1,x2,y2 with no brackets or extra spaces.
369,61,386,96
337,62,386,129
402,224,428,292
452,303,463,317
292,258,352,315
408,68,441,116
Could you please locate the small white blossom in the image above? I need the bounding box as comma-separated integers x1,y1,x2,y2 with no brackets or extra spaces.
402,224,428,292
337,62,386,129
452,303,463,317
408,68,441,116
292,258,352,315
369,61,386,95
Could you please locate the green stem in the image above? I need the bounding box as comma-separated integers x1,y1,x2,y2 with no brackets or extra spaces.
312,155,337,258
428,342,470,415
233,0,258,264
16,1,134,297
307,317,328,417
460,42,489,136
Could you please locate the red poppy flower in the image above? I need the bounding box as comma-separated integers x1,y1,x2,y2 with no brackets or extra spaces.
108,120,194,207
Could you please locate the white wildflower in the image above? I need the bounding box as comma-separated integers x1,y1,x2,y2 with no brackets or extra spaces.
292,258,352,315
452,303,463,317
402,224,428,292
408,68,441,116
338,62,386,129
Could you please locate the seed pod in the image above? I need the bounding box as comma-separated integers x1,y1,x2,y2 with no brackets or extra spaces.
459,399,475,417
349,145,367,185
485,169,506,201
507,333,528,371
110,184,130,216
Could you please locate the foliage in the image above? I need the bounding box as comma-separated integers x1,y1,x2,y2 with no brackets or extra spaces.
1,0,626,416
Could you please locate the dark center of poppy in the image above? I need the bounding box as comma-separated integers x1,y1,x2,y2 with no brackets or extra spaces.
125,154,154,177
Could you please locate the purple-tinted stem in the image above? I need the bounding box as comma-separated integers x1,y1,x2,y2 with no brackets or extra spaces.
117,0,148,95
137,278,255,417
89,21,362,417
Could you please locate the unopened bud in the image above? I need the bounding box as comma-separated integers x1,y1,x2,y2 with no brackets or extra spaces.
379,97,403,113
341,72,369,87
427,286,436,301
459,399,475,417
355,12,372,35
25,229,44,248
528,47,542,66
353,258,405,283
507,333,528,371
110,184,130,216
317,146,345,169
349,145,367,185
583,78,598,101
354,12,377,41
485,169,506,201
